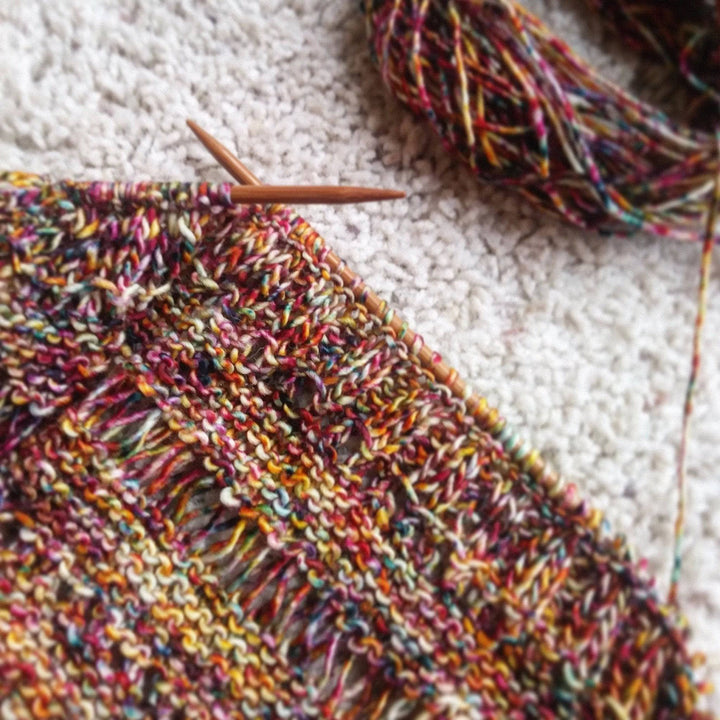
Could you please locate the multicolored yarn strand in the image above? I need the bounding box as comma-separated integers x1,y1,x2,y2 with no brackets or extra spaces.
363,0,719,241
670,132,720,607
0,173,712,718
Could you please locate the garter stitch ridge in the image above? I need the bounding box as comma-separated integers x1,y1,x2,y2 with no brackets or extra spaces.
0,173,711,718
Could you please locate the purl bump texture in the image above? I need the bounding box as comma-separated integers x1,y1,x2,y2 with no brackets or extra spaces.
0,173,710,718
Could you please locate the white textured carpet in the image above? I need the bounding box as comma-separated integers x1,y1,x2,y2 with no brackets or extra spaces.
1,0,718,710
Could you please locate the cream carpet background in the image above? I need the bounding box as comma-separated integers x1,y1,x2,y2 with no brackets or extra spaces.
1,0,718,710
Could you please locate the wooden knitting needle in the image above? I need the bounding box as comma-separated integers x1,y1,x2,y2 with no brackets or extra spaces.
187,120,562,494
228,185,405,204
186,120,404,204
187,120,262,186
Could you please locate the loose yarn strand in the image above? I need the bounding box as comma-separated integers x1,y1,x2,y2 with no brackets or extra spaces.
670,129,720,605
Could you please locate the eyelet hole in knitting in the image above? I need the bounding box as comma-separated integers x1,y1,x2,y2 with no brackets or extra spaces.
56,580,73,603
290,374,316,410
0,478,25,548
334,423,365,466
139,667,165,709
175,484,224,533
0,517,21,547
245,342,265,366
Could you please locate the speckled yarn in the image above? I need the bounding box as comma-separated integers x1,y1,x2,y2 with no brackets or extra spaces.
364,0,719,241
0,173,711,718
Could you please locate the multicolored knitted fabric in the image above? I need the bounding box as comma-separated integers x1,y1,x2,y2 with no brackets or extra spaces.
0,172,711,718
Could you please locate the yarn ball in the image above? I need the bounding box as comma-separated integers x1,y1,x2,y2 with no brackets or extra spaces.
364,0,718,241
0,173,711,718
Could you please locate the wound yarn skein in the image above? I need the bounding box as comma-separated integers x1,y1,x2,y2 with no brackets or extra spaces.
364,0,719,240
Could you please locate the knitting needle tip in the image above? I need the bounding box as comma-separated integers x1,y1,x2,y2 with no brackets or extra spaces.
187,119,405,204
187,119,262,186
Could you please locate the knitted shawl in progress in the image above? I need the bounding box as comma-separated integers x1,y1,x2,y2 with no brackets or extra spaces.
0,173,708,718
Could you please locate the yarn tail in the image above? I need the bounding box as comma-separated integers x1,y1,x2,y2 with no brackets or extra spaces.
670,130,720,605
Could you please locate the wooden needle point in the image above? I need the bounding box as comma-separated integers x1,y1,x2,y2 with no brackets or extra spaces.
187,119,262,186
186,119,405,204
